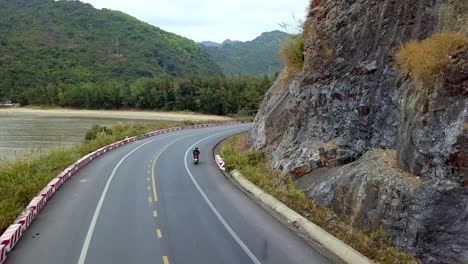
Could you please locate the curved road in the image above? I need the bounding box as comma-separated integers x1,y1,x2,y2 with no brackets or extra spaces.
6,124,331,264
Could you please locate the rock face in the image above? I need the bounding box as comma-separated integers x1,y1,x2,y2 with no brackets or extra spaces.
398,49,468,184
295,149,468,263
252,0,467,175
250,0,468,262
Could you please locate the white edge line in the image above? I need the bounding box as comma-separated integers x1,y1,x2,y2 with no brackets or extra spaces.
77,126,234,264
184,131,261,264
77,133,176,264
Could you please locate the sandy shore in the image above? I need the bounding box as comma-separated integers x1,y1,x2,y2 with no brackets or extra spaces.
0,107,230,121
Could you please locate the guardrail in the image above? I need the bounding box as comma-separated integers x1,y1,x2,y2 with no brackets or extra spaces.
0,122,241,263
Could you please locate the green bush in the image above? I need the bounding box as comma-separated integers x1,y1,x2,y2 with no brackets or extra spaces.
370,227,392,244
246,151,264,166
280,35,305,78
85,125,113,141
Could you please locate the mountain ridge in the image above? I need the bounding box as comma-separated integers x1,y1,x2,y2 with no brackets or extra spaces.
198,41,222,47
0,0,222,101
200,30,289,76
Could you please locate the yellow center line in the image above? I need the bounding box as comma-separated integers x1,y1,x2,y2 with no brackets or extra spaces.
151,157,159,202
153,210,158,218
151,140,179,203
163,256,169,264
148,196,152,204
157,229,162,238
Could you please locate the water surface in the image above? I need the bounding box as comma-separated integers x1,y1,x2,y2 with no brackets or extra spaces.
0,114,144,162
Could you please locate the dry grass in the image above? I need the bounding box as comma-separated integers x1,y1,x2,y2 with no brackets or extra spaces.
322,139,337,151
303,20,318,40
323,47,334,61
280,35,305,80
301,20,335,71
270,72,289,96
369,149,422,186
221,134,421,264
230,134,249,152
308,0,328,14
395,33,468,89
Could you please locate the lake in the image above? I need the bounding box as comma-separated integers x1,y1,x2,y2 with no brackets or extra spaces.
0,114,144,162
0,108,228,163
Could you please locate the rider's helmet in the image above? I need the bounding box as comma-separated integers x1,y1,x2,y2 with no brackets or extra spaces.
195,147,199,150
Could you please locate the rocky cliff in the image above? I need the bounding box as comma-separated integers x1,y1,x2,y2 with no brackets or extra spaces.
250,0,467,262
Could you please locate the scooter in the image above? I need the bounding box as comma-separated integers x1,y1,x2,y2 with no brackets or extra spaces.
193,154,199,165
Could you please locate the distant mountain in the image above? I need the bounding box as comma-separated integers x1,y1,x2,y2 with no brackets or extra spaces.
198,39,242,48
221,39,241,46
0,0,222,101
200,31,289,76
198,41,221,47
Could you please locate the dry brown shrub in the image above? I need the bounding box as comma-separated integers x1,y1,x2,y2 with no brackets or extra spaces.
395,33,468,89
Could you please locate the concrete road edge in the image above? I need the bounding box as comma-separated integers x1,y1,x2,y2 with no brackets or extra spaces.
213,140,375,264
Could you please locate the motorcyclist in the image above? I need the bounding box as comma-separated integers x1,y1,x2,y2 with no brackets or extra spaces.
193,147,200,159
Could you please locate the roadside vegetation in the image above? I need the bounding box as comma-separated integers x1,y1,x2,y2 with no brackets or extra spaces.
221,134,421,264
0,120,202,233
395,33,468,87
280,34,305,79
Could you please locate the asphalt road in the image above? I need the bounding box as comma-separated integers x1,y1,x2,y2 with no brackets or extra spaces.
6,124,331,264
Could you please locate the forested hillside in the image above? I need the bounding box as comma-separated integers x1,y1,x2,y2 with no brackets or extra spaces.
92,75,273,115
201,31,289,76
0,0,222,104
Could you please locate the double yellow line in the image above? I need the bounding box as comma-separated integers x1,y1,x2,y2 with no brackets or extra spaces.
151,139,179,202
150,141,178,264
149,130,220,264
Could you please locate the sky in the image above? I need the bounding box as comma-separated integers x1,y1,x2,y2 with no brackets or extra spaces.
81,0,309,42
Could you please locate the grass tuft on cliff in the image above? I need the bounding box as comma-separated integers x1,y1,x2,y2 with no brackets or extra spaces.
0,120,197,233
221,134,421,264
395,33,468,87
280,35,305,79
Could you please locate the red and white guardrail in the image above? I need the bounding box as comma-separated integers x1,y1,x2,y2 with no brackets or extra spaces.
0,224,21,253
0,122,241,262
0,244,5,264
215,155,226,171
